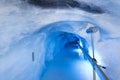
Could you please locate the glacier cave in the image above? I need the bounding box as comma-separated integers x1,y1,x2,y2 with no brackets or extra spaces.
0,0,120,80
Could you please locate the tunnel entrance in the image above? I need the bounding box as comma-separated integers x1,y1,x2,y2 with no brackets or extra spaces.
39,21,109,80
41,31,92,80
44,31,88,64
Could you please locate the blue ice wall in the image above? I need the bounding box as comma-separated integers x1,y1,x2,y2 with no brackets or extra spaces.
41,31,93,80
0,21,95,80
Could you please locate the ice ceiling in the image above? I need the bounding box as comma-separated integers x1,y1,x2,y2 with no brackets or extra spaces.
0,0,120,80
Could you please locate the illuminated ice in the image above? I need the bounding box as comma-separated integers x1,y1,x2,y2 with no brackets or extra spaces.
0,0,120,80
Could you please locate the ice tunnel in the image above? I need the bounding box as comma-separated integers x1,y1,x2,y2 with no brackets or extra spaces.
0,0,120,80
0,20,109,80
37,21,109,80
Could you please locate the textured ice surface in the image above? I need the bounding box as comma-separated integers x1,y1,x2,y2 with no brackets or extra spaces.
0,0,120,80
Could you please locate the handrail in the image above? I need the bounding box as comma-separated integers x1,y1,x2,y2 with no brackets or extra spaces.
85,53,109,80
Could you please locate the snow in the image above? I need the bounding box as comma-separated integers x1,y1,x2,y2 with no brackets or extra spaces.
0,0,120,80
